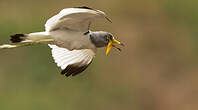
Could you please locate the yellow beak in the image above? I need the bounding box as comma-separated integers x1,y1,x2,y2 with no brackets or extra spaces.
105,39,122,56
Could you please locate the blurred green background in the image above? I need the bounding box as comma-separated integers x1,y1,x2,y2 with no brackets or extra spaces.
0,0,198,110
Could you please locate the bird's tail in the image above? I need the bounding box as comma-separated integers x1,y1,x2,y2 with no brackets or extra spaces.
10,34,26,43
0,32,54,50
10,32,50,43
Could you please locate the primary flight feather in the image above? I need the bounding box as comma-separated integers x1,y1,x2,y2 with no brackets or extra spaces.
1,6,124,77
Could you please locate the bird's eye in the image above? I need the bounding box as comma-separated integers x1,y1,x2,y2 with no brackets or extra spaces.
107,36,110,40
107,35,113,40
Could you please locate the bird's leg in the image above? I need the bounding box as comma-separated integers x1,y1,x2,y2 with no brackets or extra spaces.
0,39,54,50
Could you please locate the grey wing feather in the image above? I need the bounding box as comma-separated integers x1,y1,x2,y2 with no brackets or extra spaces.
45,7,111,32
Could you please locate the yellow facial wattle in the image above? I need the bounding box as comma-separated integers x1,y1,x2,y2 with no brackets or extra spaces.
105,38,123,56
105,41,113,56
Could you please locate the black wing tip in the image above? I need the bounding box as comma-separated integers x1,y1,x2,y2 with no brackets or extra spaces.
74,6,112,23
10,34,26,43
74,6,93,10
61,65,89,77
61,62,92,77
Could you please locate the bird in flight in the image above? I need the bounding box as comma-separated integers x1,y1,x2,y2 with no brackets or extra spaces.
0,6,124,77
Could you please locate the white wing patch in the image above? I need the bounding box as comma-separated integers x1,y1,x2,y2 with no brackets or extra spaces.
48,44,95,76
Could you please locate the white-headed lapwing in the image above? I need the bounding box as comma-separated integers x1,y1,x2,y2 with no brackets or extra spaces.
0,6,124,77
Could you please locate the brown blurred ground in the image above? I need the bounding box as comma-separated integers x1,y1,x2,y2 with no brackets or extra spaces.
0,0,198,110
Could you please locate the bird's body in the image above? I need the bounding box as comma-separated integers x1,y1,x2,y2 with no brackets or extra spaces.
1,6,123,77
49,30,95,51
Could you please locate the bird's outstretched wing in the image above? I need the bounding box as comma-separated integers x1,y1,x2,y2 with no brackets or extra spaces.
48,44,95,77
45,6,111,32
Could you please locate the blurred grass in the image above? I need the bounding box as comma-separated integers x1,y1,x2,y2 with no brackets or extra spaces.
0,0,198,110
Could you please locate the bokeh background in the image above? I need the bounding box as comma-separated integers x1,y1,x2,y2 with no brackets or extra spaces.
0,0,198,110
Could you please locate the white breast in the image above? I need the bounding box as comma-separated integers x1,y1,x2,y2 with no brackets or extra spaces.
49,30,95,50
